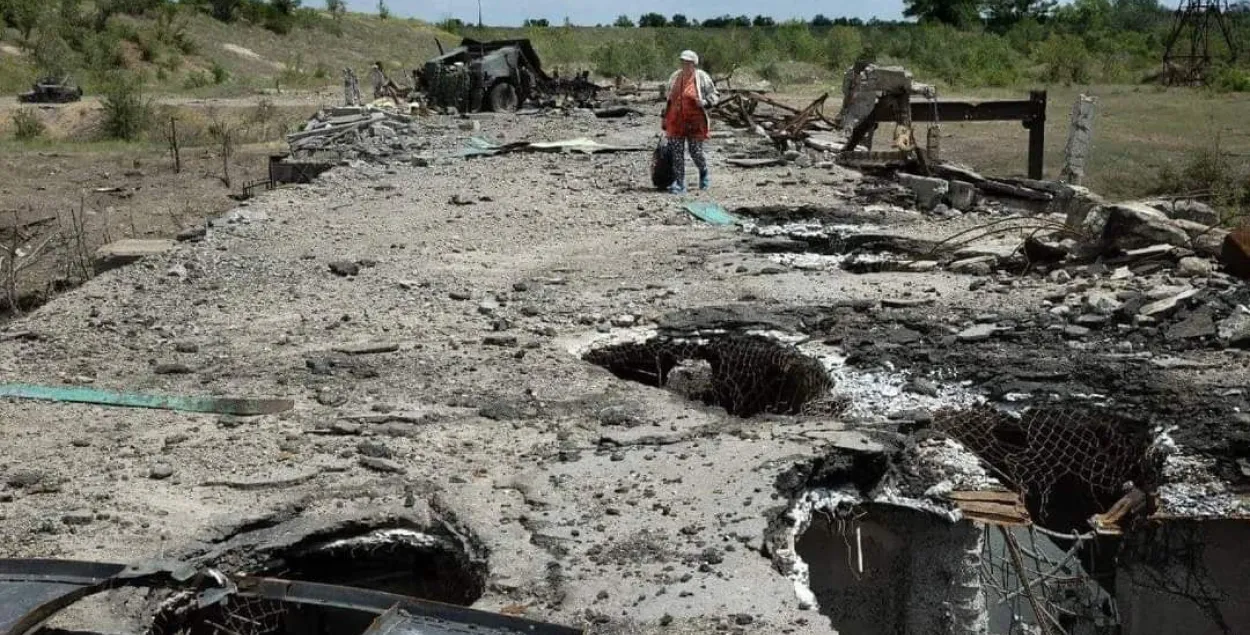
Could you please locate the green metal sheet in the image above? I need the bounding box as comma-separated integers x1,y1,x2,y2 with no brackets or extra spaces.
683,202,742,226
0,384,294,416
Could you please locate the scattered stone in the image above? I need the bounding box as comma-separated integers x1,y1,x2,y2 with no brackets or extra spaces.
328,261,360,277
1177,256,1214,278
1082,291,1122,316
881,297,933,309
956,324,998,342
328,421,362,435
897,173,949,210
1063,325,1091,338
1218,310,1250,348
1168,307,1217,340
948,180,976,211
358,456,405,474
1100,203,1189,252
905,378,940,397
154,362,193,375
356,440,393,458
449,291,471,301
483,335,519,347
333,342,400,355
149,463,174,480
1139,289,1199,317
611,314,636,328
949,256,995,276
174,341,199,354
62,509,95,526
176,225,207,242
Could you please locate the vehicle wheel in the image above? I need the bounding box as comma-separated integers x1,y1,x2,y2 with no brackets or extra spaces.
487,82,519,112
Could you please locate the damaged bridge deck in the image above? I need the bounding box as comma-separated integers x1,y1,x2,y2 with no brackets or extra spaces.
1,102,1248,635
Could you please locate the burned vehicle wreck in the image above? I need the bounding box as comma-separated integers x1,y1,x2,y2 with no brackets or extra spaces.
17,76,84,104
418,38,601,112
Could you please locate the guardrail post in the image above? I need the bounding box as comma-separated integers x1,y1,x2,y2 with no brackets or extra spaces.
1025,90,1047,180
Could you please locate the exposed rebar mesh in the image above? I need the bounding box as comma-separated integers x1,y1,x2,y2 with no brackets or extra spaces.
584,333,834,417
932,405,1157,526
149,595,288,635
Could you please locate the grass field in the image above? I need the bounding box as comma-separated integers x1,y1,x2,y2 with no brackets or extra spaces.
933,84,1250,200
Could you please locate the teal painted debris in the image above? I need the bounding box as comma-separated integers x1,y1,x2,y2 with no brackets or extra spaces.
0,384,294,416
683,202,742,226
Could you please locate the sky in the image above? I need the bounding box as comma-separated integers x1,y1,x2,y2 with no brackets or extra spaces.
341,0,909,27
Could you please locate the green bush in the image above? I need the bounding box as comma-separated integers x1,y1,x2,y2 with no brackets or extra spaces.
12,108,45,141
100,72,151,140
1035,33,1091,84
183,70,213,89
210,60,230,84
825,26,863,71
1211,65,1250,93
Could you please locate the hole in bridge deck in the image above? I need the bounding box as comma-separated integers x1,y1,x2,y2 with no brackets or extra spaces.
583,333,835,417
931,404,1161,599
149,527,487,635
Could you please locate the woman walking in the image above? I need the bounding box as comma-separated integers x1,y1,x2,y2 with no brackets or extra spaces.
662,50,719,193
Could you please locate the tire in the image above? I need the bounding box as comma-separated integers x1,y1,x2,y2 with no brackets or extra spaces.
487,82,519,112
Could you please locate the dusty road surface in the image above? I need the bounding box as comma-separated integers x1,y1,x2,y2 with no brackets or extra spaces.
1,107,1247,634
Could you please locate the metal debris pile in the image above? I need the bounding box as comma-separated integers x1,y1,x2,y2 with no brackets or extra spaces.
286,105,421,162
710,92,840,150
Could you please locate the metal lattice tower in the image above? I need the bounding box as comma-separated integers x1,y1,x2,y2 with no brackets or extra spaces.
1162,0,1241,85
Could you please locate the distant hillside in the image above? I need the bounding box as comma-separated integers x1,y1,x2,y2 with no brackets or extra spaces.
0,7,456,96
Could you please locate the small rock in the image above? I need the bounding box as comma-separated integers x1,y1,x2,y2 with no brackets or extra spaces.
154,362,193,375
702,547,725,565
176,225,207,242
956,324,998,342
905,378,940,397
1082,291,1123,316
611,314,636,327
483,335,518,347
478,300,500,315
949,256,995,276
358,456,405,474
1177,256,1214,278
174,341,199,353
328,261,360,277
1218,310,1250,348
449,291,471,301
62,509,95,526
357,440,393,458
149,463,174,480
734,614,755,626
1168,307,1217,340
329,421,362,435
1063,325,1091,338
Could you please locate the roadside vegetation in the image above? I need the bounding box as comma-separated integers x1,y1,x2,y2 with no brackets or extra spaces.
0,0,1246,202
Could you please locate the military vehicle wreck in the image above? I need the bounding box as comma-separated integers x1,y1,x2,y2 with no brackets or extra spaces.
17,76,83,104
418,38,601,112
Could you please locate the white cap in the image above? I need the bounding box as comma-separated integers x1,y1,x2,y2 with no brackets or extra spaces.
679,50,699,65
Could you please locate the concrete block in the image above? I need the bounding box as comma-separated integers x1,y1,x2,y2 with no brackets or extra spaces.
94,239,175,274
897,173,949,211
948,180,977,211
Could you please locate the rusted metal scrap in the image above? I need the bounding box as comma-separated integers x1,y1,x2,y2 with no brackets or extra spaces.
709,92,835,145
0,558,581,635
